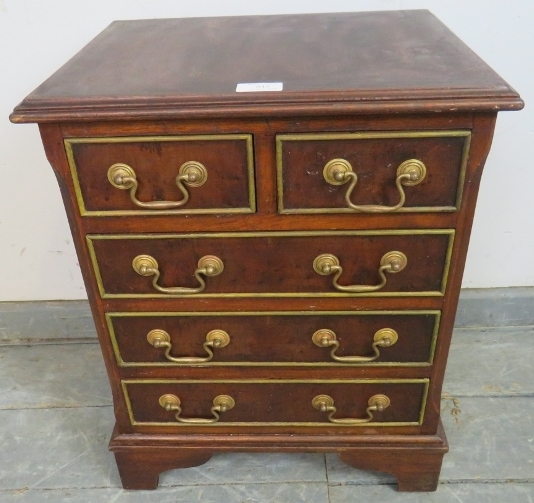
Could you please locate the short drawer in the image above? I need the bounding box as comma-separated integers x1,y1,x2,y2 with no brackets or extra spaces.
87,230,454,298
65,134,255,216
276,131,470,214
122,379,428,427
107,311,440,367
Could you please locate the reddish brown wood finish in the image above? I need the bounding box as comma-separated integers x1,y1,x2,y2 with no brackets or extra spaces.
339,448,445,491
11,11,522,493
89,232,451,296
336,418,448,491
109,311,438,365
279,133,468,211
109,421,447,491
124,380,426,426
114,448,212,490
10,11,522,123
68,135,253,213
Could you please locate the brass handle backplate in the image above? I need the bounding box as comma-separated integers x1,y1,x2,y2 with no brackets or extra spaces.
312,328,398,363
313,251,407,293
132,254,224,295
323,158,426,212
312,394,390,424
159,394,235,424
147,329,230,363
107,161,208,209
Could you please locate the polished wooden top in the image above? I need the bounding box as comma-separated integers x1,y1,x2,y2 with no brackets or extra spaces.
11,10,523,122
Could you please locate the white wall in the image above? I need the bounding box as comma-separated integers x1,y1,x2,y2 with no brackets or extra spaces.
1,0,532,301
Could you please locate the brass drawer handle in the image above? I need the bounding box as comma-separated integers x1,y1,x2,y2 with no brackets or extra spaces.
147,329,230,363
107,161,207,209
313,251,407,293
132,254,224,294
323,158,426,212
312,328,398,363
159,394,235,424
312,394,390,424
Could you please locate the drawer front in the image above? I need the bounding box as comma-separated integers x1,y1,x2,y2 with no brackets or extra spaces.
276,131,470,214
65,135,255,216
88,230,454,298
123,379,428,427
107,311,439,367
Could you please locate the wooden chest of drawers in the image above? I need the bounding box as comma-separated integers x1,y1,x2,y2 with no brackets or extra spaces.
10,11,522,491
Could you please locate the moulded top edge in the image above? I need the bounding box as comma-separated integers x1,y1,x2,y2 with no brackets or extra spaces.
10,11,523,123
9,92,524,124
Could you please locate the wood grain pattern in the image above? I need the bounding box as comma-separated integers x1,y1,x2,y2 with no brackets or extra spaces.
114,448,212,490
13,10,522,493
68,135,253,213
339,447,445,491
109,421,448,491
10,11,522,123
279,133,468,212
89,232,451,296
108,311,438,366
124,380,426,425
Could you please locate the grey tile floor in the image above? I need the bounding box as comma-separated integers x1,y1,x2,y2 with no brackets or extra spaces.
1,321,533,501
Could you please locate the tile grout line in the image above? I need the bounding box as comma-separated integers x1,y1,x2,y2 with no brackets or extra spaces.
0,339,99,347
324,453,332,503
327,478,534,487
0,481,330,493
0,404,113,412
440,393,534,398
1,479,533,494
1,324,533,347
453,324,534,330
441,479,534,485
2,392,533,413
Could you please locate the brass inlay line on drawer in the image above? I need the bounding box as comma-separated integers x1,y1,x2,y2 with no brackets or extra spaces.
65,134,256,216
87,229,455,299
121,378,429,427
276,130,471,214
105,310,441,368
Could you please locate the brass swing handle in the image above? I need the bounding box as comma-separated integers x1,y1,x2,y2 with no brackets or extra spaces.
159,394,235,424
132,254,224,295
312,328,398,363
147,329,230,363
312,394,390,424
323,158,426,213
107,161,208,209
313,251,407,293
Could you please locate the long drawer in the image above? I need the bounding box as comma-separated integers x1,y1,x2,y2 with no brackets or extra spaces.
122,379,428,427
107,310,440,367
87,230,454,298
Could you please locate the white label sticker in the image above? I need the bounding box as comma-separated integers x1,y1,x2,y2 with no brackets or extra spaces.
236,82,283,92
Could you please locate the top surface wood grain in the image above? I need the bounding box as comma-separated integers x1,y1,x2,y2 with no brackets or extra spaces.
11,10,523,122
